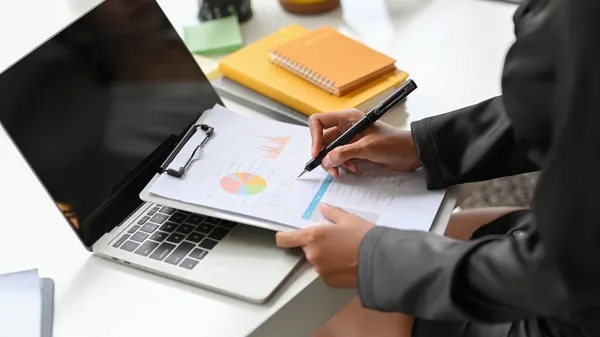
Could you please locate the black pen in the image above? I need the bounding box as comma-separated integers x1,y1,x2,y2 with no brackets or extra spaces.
297,79,417,178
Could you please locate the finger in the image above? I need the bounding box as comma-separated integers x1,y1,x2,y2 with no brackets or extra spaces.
318,203,350,224
322,142,368,168
323,166,339,178
308,115,326,158
311,109,363,129
323,124,364,147
308,114,331,158
276,229,311,248
341,161,358,173
322,126,343,146
308,110,363,157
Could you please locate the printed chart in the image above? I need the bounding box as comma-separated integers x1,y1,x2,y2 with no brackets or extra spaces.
256,135,291,159
220,172,267,196
149,106,445,232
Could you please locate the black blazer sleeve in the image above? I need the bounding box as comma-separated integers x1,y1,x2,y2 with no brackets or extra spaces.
357,1,600,335
410,95,539,190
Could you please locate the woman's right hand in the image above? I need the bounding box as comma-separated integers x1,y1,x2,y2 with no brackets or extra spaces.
308,109,421,177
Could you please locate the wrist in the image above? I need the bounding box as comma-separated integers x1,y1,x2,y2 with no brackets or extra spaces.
404,130,422,171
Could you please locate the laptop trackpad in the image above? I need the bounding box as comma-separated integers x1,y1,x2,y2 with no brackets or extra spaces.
193,224,304,302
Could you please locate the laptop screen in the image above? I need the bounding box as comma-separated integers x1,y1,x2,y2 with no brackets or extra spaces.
0,0,223,248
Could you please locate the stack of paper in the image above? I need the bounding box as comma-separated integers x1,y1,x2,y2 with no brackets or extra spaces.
0,269,54,337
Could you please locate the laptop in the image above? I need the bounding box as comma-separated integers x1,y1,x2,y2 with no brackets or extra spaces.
0,0,304,303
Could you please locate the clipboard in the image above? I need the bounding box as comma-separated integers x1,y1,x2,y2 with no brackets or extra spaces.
139,106,294,233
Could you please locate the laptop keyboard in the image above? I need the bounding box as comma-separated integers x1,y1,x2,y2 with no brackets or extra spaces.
111,205,237,270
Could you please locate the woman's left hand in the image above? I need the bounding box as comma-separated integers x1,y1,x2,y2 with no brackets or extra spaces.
276,204,375,288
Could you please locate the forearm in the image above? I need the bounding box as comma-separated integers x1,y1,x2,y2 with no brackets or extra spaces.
410,96,539,190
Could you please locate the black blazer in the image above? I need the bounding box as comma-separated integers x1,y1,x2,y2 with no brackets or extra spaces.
357,1,600,336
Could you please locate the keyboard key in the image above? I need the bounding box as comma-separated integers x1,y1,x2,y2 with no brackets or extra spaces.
186,232,205,243
120,241,139,252
149,242,176,261
199,239,218,250
197,223,215,234
127,225,140,234
179,258,199,270
204,217,221,225
159,222,178,233
150,213,168,224
185,214,204,225
208,227,230,240
140,223,159,234
134,240,160,256
131,231,149,243
175,224,195,235
169,212,187,224
113,234,130,248
149,231,169,242
137,216,150,225
164,242,195,265
189,248,208,260
147,206,160,216
159,206,176,215
219,221,237,230
166,232,185,244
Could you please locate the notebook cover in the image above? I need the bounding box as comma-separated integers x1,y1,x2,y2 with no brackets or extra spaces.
183,16,243,55
269,26,396,96
211,76,308,126
218,24,408,116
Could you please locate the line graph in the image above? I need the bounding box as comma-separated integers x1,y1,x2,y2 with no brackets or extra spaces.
256,135,291,159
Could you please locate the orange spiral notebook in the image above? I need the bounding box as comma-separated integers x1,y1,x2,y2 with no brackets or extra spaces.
269,26,397,96
218,24,409,116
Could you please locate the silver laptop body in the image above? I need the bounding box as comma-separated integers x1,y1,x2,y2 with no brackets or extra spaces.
0,0,303,303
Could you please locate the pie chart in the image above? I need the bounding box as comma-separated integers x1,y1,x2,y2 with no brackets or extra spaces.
220,172,267,196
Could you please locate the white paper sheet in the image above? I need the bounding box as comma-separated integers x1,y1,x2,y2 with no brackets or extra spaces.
0,269,41,337
149,105,445,230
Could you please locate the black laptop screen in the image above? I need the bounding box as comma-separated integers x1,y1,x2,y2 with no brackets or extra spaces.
0,0,223,248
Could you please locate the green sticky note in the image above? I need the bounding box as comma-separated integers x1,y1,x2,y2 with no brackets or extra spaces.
184,16,244,55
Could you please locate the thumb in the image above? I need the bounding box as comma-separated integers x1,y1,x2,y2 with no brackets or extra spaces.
319,203,350,224
322,142,367,169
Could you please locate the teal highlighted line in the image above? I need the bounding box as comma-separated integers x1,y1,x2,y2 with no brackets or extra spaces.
302,175,334,219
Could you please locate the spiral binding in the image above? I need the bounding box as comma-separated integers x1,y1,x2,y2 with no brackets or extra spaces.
269,51,339,95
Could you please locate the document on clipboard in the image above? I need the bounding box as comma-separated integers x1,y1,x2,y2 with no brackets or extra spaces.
147,104,446,231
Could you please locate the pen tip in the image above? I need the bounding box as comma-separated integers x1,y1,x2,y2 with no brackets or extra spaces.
297,170,307,179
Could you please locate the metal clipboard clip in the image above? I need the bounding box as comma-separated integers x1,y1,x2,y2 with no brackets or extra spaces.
158,123,214,178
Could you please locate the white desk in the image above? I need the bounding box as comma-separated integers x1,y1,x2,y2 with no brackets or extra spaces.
0,0,517,336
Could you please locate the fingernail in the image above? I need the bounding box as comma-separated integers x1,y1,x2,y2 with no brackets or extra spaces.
322,157,331,168
319,204,333,213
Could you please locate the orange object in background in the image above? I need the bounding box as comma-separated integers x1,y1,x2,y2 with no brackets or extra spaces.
218,25,408,116
57,202,80,229
279,0,340,15
270,26,397,96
